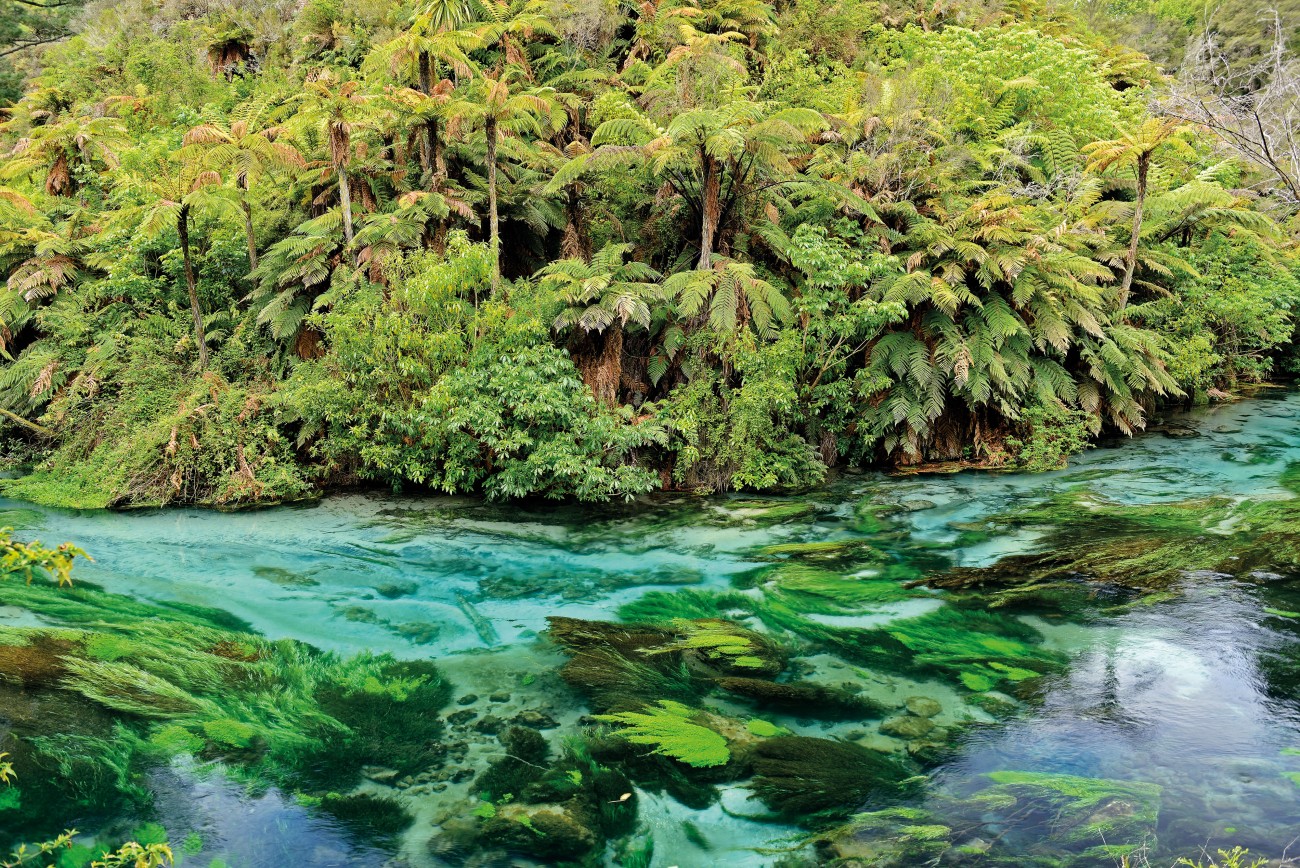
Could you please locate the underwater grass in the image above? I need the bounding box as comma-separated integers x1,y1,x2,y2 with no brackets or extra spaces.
0,578,453,847
596,700,732,768
930,485,1300,600
812,771,1163,864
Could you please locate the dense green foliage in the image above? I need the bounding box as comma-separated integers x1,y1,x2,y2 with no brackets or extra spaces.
0,0,1297,505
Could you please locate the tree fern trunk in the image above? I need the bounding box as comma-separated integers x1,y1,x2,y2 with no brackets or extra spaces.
487,116,500,295
584,323,623,406
338,163,355,259
178,207,209,370
561,190,590,261
240,194,258,270
1119,153,1149,314
429,115,446,252
698,155,720,270
430,116,445,181
417,51,434,182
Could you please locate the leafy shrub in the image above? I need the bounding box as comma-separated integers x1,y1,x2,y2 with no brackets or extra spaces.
1006,402,1093,471
281,240,665,501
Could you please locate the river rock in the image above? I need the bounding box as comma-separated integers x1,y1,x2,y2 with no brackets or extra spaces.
512,710,558,729
479,803,600,861
880,714,935,739
907,735,954,764
904,696,942,718
474,714,506,734
1160,425,1200,438
362,766,399,784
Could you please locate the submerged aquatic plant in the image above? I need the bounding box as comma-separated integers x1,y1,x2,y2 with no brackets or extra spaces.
749,736,920,818
813,806,953,865
812,604,1065,694
715,677,888,719
761,564,924,614
641,619,784,675
0,577,451,846
548,614,791,712
979,771,1162,846
931,477,1300,599
813,770,1166,864
596,700,731,768
758,539,884,562
317,793,413,844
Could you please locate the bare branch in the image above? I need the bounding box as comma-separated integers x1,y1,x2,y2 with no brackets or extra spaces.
1159,7,1300,211
0,33,70,58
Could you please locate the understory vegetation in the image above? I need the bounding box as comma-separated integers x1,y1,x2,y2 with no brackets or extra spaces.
0,0,1296,506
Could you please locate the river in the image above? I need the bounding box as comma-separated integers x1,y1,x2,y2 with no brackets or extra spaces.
2,390,1298,867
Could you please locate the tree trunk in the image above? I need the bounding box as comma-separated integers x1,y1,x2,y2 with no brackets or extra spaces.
575,324,623,406
240,194,258,270
178,207,209,370
486,116,500,295
338,163,355,259
428,115,445,251
561,190,590,261
432,116,446,180
417,52,434,181
427,117,443,183
1118,152,1149,314
698,155,720,270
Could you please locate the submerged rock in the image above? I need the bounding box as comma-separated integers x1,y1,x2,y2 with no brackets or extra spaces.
880,714,935,739
904,696,942,718
473,715,506,735
479,803,600,861
361,766,399,784
511,710,558,729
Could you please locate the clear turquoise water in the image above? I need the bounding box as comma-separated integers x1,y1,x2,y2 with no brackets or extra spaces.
3,390,1300,866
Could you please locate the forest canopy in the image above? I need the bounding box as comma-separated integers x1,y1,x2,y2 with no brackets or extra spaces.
0,0,1297,506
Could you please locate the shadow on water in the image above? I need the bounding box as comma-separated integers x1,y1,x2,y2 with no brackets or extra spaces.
148,758,393,868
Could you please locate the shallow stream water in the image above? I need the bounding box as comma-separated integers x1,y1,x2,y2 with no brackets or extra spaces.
3,391,1300,867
